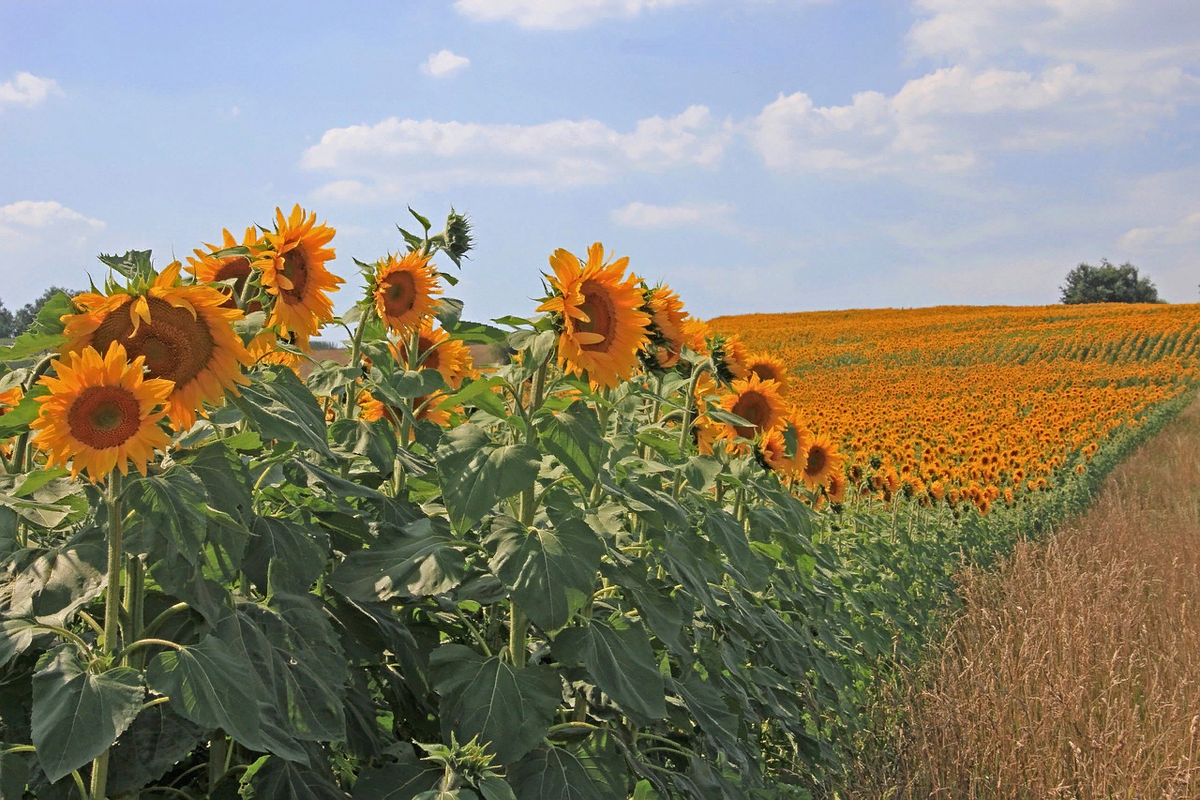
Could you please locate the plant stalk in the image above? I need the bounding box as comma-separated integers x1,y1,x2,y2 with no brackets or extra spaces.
90,472,125,800
509,358,549,668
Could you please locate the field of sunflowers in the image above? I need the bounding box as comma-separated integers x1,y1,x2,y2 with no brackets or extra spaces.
0,206,1193,799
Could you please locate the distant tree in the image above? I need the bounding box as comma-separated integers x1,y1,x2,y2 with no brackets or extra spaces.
0,301,15,338
1060,259,1161,304
10,286,81,336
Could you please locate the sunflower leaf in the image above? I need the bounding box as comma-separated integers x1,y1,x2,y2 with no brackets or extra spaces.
436,424,541,534
0,384,47,437
234,366,334,458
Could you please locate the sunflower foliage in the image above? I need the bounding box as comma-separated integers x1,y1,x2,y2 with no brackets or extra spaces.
0,207,1190,800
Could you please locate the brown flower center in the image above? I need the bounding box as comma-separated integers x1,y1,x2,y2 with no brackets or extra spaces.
576,281,616,353
211,257,261,312
68,385,142,448
805,444,828,476
731,391,771,439
382,271,417,318
280,247,310,303
91,297,216,389
750,363,779,382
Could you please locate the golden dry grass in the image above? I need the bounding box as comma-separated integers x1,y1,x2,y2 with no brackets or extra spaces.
850,399,1200,799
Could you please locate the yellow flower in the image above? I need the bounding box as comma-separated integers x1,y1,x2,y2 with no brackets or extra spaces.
359,390,454,435
62,262,251,429
718,373,786,443
395,322,475,390
31,343,174,482
186,226,267,312
258,205,342,340
644,284,690,369
536,243,650,389
800,432,844,491
373,251,442,336
743,352,790,394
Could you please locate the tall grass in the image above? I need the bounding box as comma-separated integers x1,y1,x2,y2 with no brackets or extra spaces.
849,400,1200,798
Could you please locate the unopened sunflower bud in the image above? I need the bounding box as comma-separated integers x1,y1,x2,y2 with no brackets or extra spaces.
442,208,474,267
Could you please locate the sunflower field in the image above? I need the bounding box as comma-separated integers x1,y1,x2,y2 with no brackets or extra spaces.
0,207,1193,799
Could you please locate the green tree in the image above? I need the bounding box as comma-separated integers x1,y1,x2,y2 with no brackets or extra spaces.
1060,259,1161,304
0,300,15,338
11,286,80,335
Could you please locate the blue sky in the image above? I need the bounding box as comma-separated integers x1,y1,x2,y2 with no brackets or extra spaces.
2,0,1198,329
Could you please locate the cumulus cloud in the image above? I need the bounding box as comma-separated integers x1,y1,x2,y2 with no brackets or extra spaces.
611,200,735,229
421,50,471,78
1120,211,1200,249
0,201,104,234
749,0,1200,175
303,105,732,201
453,0,698,30
0,72,61,109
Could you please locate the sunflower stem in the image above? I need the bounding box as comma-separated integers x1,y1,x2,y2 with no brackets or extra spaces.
343,303,376,420
673,359,713,500
91,472,125,800
509,357,550,669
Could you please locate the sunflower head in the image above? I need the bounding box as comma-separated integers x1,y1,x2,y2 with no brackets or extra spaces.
61,261,252,429
536,243,651,389
31,343,174,482
358,389,455,437
187,226,269,312
372,251,442,337
640,283,690,372
709,334,748,386
800,432,845,491
718,373,786,444
744,352,791,394
395,322,475,390
259,205,343,341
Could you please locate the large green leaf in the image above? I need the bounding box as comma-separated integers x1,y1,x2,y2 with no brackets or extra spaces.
671,671,739,748
145,635,266,753
106,703,206,796
538,402,607,487
8,529,106,626
247,753,351,800
233,365,333,457
123,467,209,564
177,441,253,523
436,424,541,533
243,515,328,596
488,513,602,633
329,519,466,601
507,746,610,800
31,647,144,783
552,619,665,725
0,751,29,800
329,417,398,474
429,644,562,765
352,761,441,800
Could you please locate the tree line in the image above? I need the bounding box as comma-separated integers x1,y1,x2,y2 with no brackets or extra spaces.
0,287,81,338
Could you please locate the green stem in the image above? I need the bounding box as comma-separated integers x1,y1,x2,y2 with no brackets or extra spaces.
673,360,713,499
209,732,228,792
123,554,144,667
343,303,376,419
114,638,185,664
90,472,125,800
142,602,190,640
509,358,550,669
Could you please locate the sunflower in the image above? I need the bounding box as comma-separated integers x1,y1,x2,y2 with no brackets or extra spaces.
757,429,794,473
373,251,442,336
395,322,474,390
799,432,845,491
536,243,650,389
643,284,689,370
31,343,174,482
187,226,267,312
258,205,342,340
826,471,847,504
62,261,252,429
718,374,786,443
743,352,791,394
251,329,310,372
0,386,23,459
359,390,453,435
709,334,748,385
681,318,711,358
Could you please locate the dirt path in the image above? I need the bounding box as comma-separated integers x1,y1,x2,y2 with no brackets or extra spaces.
852,399,1200,798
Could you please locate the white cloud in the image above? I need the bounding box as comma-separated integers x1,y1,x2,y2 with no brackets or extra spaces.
1120,211,1200,249
0,201,104,233
0,72,61,109
421,49,471,78
611,200,734,229
303,105,732,201
453,0,698,30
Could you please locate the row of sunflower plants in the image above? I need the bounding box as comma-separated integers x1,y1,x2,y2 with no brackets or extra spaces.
0,205,928,799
